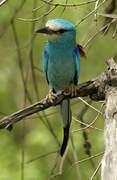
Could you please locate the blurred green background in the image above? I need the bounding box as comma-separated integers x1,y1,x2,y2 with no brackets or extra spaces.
0,0,117,179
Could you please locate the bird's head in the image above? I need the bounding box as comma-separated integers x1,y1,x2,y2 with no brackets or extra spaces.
36,19,76,46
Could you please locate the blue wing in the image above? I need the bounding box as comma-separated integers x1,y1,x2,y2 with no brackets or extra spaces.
73,46,80,85
43,46,49,84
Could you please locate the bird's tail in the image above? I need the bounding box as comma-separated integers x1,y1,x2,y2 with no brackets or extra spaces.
60,98,72,156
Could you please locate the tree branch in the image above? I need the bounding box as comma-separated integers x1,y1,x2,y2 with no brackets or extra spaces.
0,58,116,131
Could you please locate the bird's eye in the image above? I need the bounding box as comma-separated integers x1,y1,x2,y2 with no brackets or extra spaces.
59,29,67,33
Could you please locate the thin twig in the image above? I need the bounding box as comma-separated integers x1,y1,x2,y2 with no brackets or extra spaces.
72,116,103,131
70,134,81,179
18,5,57,22
41,0,96,7
78,97,102,114
49,148,68,179
76,152,103,164
73,102,104,132
0,112,8,116
32,0,52,12
90,161,101,180
59,0,68,18
69,152,103,175
48,154,60,180
94,0,100,22
32,3,45,12
0,0,8,6
113,24,117,39
97,13,117,19
27,150,59,163
84,18,117,48
75,0,106,27
94,0,100,30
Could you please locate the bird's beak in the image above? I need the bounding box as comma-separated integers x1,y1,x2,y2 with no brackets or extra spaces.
35,27,50,34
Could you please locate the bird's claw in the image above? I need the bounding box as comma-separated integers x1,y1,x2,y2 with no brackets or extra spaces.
64,84,77,97
46,89,57,103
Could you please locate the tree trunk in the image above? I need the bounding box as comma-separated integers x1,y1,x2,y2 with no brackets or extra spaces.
101,86,117,180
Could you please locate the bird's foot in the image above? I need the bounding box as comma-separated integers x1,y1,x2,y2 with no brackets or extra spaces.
64,84,77,97
46,89,57,103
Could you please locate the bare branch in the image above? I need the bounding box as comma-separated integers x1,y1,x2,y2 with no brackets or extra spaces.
90,161,101,180
112,24,117,38
0,80,95,129
75,0,106,27
97,13,117,18
18,6,57,22
84,18,117,48
78,97,102,114
72,112,103,132
0,0,8,7
70,134,81,179
27,149,59,163
94,0,100,23
40,0,96,7
102,0,116,33
48,149,68,179
71,152,103,169
79,152,104,163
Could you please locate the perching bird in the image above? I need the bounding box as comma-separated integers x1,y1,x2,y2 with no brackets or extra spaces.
36,19,86,156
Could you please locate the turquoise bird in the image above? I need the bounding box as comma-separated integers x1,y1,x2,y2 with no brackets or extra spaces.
36,19,85,156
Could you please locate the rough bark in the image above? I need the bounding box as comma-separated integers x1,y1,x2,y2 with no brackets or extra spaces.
101,86,117,180
101,57,117,180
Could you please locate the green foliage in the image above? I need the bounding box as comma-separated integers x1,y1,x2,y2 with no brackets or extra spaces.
0,0,116,179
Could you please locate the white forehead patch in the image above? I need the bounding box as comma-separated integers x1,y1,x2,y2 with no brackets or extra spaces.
46,21,61,31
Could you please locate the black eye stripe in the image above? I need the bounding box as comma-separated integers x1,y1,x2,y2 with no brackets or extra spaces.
48,29,68,34
59,29,67,33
